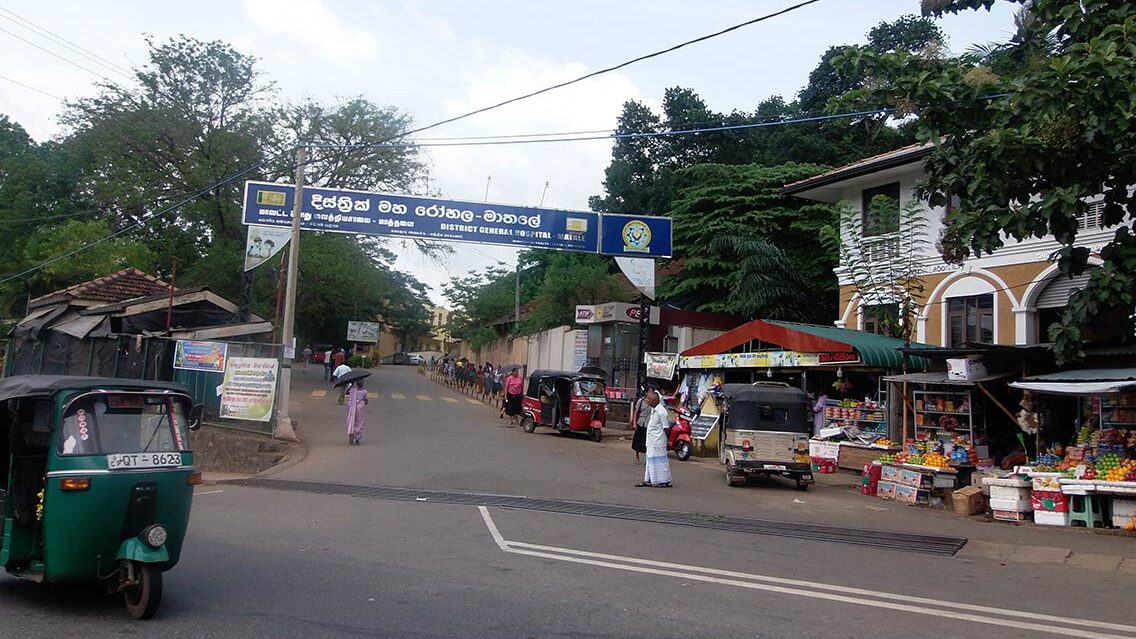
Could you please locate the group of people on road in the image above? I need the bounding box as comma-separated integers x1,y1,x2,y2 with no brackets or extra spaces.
429,357,526,425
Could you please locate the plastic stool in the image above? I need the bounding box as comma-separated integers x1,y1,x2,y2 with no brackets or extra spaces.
1068,494,1107,528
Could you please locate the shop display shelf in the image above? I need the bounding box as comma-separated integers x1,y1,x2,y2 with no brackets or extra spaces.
917,409,971,416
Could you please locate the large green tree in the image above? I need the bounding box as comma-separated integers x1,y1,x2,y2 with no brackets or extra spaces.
660,163,840,322
837,0,1136,361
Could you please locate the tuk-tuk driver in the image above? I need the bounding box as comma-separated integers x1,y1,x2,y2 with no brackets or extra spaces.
636,390,672,488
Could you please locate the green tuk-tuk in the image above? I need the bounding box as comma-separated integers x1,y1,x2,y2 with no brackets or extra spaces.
0,376,203,619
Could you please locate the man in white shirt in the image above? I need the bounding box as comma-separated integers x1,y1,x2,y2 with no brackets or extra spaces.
636,390,673,488
332,363,351,404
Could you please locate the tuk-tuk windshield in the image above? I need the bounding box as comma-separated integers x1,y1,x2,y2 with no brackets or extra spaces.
573,380,605,398
58,393,191,456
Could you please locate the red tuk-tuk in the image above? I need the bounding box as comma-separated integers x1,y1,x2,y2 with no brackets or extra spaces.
520,370,606,442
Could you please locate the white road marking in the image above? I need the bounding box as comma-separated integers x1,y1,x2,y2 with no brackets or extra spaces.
465,398,481,405
391,393,406,400
416,395,432,401
442,397,459,403
195,489,224,496
476,507,1136,639
310,390,327,398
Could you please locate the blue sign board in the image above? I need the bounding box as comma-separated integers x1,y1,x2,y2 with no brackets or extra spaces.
242,181,600,253
599,213,673,259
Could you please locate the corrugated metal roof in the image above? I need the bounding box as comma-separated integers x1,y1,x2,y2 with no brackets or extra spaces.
1037,272,1092,309
765,321,937,370
1023,368,1136,383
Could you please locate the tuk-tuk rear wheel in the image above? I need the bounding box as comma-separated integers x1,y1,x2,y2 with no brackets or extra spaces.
795,479,811,492
123,563,163,620
725,466,744,487
520,417,535,433
590,428,602,443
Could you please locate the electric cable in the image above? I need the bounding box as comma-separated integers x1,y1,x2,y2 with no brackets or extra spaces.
0,24,118,83
0,0,829,283
0,7,133,78
0,71,62,100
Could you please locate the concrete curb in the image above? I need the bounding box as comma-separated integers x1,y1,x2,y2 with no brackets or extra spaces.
957,539,1134,573
255,423,311,478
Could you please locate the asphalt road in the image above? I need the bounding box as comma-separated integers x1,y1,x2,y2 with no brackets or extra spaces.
3,366,1135,638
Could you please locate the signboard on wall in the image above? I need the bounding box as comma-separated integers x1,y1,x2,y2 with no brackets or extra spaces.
679,350,860,369
219,357,279,422
599,213,673,258
571,330,589,370
347,321,381,343
173,340,228,372
574,303,660,325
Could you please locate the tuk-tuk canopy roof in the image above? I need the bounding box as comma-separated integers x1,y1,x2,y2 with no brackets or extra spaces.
0,375,189,403
721,383,807,404
527,369,605,383
682,319,936,370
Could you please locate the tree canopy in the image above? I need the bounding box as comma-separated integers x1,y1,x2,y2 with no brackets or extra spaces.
1,36,434,347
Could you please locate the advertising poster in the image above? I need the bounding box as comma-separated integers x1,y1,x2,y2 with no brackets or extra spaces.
347,321,381,343
572,330,589,369
173,340,228,372
219,357,279,422
645,352,679,379
243,225,292,271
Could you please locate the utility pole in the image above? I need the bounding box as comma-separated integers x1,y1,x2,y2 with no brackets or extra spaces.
635,293,651,398
514,262,520,329
274,145,305,442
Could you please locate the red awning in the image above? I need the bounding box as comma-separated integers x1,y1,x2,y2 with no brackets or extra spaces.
681,319,854,356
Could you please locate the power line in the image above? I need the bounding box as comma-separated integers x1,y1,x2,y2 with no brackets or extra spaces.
0,0,826,284
0,24,117,84
0,210,95,224
339,0,827,147
0,71,61,100
0,7,133,79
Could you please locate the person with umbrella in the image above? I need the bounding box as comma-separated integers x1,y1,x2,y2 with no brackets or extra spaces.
335,369,371,445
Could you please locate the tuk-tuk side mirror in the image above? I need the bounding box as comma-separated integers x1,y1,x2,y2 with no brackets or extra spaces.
189,404,204,431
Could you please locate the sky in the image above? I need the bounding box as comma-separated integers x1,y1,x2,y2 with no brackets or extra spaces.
0,0,1019,305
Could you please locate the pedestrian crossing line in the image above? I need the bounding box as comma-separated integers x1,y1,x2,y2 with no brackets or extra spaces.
391,393,406,400
310,390,327,398
442,397,459,403
465,398,482,405
416,395,433,401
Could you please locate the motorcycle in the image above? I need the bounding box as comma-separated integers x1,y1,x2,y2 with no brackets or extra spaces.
667,406,694,462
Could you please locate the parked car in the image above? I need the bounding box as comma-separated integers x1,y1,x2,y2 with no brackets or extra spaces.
407,354,425,365
380,352,410,365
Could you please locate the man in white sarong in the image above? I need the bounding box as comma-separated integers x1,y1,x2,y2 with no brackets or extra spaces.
637,390,673,488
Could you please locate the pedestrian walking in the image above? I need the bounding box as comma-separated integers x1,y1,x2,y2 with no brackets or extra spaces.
812,389,829,437
323,349,333,381
346,379,368,445
636,390,672,488
503,367,524,426
333,348,346,368
629,391,649,462
332,362,352,405
302,346,312,375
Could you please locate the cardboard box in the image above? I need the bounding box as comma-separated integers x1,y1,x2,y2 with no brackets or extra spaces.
947,357,987,381
990,485,1031,501
1031,474,1063,491
894,483,931,505
880,465,900,482
1031,490,1068,513
896,467,935,489
990,497,1033,512
952,486,986,515
877,480,897,500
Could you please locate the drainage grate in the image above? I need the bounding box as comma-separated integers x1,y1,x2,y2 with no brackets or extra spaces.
231,478,967,556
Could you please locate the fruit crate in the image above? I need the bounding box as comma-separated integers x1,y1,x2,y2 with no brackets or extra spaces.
993,510,1032,523
1031,490,1068,513
1033,511,1069,527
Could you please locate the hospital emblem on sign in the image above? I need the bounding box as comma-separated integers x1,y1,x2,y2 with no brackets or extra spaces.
621,220,651,253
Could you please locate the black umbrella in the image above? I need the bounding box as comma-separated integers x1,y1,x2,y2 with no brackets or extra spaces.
333,369,372,388
499,363,522,372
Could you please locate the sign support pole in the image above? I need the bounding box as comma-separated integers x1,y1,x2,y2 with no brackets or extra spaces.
274,145,305,442
635,293,651,399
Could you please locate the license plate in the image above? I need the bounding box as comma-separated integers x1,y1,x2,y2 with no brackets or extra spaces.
107,452,183,470
763,464,787,471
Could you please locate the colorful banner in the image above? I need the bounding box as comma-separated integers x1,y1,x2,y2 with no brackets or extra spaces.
599,213,673,258
243,225,292,271
679,350,860,370
219,357,279,422
645,352,679,379
571,330,589,370
173,340,228,372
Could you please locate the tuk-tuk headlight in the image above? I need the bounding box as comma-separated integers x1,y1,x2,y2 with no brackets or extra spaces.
141,524,168,549
578,402,591,411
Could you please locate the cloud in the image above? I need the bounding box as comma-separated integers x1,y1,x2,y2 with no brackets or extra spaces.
240,0,379,69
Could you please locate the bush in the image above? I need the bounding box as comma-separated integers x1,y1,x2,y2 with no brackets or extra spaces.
347,355,373,368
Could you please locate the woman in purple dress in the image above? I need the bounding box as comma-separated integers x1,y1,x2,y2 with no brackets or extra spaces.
346,379,369,445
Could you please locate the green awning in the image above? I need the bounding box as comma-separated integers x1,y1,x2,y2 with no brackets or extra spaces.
764,320,937,370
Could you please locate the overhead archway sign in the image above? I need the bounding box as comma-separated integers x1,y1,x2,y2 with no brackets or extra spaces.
242,181,671,258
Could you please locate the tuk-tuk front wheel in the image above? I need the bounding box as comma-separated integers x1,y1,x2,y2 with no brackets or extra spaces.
520,417,535,433
795,479,811,492
590,428,602,443
675,440,693,461
123,562,163,620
